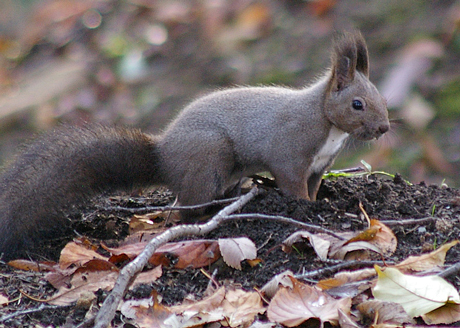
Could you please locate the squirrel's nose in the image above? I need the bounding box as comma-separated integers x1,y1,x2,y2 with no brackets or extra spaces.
379,123,389,134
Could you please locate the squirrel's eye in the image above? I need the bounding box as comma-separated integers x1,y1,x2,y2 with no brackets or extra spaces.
352,99,364,110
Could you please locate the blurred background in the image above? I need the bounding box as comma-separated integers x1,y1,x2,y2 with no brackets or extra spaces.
0,0,459,186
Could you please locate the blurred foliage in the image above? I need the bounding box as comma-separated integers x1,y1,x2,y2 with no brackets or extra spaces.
0,0,460,186
435,78,460,117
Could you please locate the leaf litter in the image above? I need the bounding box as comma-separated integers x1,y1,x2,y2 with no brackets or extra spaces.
1,174,460,327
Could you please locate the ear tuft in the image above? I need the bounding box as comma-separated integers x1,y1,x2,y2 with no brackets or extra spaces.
353,31,369,77
329,30,370,91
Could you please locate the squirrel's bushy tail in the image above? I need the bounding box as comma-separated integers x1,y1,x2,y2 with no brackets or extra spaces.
0,125,162,260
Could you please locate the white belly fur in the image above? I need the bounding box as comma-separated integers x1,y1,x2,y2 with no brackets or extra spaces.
310,126,349,173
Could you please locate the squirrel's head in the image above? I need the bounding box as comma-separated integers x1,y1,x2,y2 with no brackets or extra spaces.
324,31,389,141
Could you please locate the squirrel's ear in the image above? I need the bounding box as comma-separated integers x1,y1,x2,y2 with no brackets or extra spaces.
354,31,369,77
330,32,358,92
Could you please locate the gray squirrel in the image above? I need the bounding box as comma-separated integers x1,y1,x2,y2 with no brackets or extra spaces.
0,31,389,260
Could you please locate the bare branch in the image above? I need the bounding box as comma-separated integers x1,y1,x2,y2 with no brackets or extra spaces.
101,196,242,214
438,261,460,279
225,213,346,240
295,259,393,280
0,304,63,323
93,187,259,328
380,217,437,226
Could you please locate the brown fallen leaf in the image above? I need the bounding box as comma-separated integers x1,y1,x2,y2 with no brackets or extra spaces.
104,239,221,269
344,225,381,244
0,294,9,306
345,219,397,257
422,301,460,325
317,268,376,290
330,240,383,260
395,240,458,273
47,264,161,307
267,276,351,327
59,241,108,270
221,288,265,327
150,240,220,269
170,287,227,326
357,300,415,325
282,230,331,261
285,222,395,261
219,237,257,270
130,266,163,289
7,259,57,272
367,220,398,256
260,270,295,299
338,308,361,328
120,296,174,328
129,212,168,233
48,270,119,306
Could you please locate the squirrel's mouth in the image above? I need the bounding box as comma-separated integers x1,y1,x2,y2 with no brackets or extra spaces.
353,125,389,141
353,122,390,141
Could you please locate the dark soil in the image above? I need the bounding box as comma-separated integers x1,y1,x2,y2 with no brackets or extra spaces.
1,174,460,327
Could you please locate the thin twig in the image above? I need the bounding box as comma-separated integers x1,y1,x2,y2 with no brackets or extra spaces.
93,187,259,328
100,196,242,213
295,259,393,280
0,304,65,323
380,216,437,226
438,261,460,278
225,213,346,240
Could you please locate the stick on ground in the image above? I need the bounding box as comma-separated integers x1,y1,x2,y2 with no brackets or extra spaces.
93,187,259,328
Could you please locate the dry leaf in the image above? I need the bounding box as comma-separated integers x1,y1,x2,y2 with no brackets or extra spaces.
153,240,220,269
372,266,460,318
170,287,226,326
344,225,381,244
59,241,108,270
260,270,294,298
267,277,351,326
221,289,265,327
129,212,166,233
130,266,163,289
330,240,383,260
323,280,373,299
396,240,458,273
422,301,460,325
120,297,174,328
246,258,263,267
367,219,397,256
0,294,9,306
342,220,397,258
171,286,226,314
317,268,376,290
48,270,119,306
357,300,415,325
282,231,330,260
104,239,221,269
316,224,394,261
338,308,360,328
7,259,56,272
169,287,265,327
219,237,257,270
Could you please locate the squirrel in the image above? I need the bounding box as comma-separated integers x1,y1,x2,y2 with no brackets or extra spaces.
0,31,389,260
